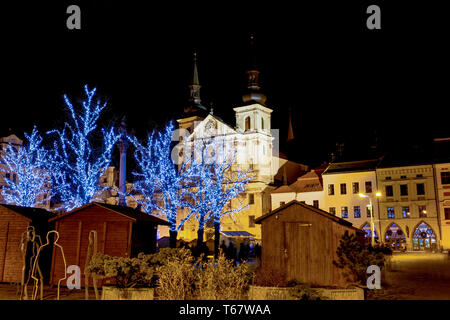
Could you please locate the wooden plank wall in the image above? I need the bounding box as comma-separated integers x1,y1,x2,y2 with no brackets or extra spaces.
261,204,358,287
50,206,131,287
0,207,30,283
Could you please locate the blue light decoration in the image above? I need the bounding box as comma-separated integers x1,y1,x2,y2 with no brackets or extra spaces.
187,137,254,252
47,85,119,212
129,122,197,248
0,126,51,207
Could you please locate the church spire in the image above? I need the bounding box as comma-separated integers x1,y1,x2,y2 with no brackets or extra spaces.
242,34,267,106
185,51,206,115
287,109,295,142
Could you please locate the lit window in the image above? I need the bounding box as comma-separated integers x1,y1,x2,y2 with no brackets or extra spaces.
419,206,427,218
387,207,395,219
341,207,348,218
366,207,372,218
280,201,285,206
353,206,361,218
313,200,319,208
329,207,336,215
402,207,410,218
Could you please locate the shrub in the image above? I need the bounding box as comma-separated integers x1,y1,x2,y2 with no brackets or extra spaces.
196,252,252,300
87,253,155,288
333,231,387,285
155,248,198,300
289,283,326,300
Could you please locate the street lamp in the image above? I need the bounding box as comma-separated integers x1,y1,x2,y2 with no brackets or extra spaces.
359,192,382,247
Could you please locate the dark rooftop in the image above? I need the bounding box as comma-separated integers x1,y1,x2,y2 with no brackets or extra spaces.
0,204,55,221
50,202,170,225
322,158,381,175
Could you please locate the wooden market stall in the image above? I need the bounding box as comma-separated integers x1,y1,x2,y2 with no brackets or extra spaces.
0,204,55,283
48,202,170,287
255,200,364,287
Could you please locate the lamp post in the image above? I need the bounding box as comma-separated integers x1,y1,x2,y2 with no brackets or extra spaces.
359,192,382,247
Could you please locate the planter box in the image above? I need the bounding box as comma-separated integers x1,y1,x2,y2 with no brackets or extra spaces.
248,286,294,300
101,286,154,300
248,285,364,300
315,287,364,300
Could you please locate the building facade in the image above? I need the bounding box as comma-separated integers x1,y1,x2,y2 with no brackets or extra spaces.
376,164,440,251
322,160,381,242
434,163,450,250
271,169,324,211
171,51,307,242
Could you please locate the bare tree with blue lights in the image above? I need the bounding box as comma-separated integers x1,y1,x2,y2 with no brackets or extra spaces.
47,85,119,212
0,127,51,207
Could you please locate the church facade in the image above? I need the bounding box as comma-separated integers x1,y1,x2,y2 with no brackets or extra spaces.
167,48,306,242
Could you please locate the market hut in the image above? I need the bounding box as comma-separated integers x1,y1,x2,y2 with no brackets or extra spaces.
255,200,364,287
0,204,55,283
48,202,170,286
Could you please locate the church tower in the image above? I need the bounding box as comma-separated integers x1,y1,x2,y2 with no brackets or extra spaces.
234,35,272,135
233,35,274,184
178,52,208,134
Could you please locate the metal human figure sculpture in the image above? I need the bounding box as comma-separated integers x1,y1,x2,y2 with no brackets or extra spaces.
84,230,99,300
19,226,43,300
31,230,67,300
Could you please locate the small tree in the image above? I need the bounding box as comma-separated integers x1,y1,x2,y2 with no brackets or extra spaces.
185,137,253,256
0,127,51,207
129,122,196,248
333,231,387,284
48,85,119,211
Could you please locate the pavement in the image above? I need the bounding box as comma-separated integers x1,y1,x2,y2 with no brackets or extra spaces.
1,252,449,300
0,284,96,300
367,252,450,300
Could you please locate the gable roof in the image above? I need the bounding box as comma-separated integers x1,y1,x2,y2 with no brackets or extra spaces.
288,170,323,193
0,204,55,222
255,200,357,230
272,185,295,194
49,202,170,225
322,159,381,175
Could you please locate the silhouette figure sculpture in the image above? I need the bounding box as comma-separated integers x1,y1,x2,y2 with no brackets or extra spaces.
31,230,67,300
19,226,43,300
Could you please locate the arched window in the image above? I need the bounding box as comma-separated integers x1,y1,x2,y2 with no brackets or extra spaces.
261,117,265,130
412,222,436,251
244,116,251,131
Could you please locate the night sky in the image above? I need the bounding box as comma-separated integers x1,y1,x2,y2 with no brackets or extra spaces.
2,1,449,168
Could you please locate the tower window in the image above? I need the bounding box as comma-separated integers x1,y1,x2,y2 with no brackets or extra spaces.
261,117,264,130
245,116,251,131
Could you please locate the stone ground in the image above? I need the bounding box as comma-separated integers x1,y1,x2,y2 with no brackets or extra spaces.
367,252,450,300
0,284,96,300
1,253,449,300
